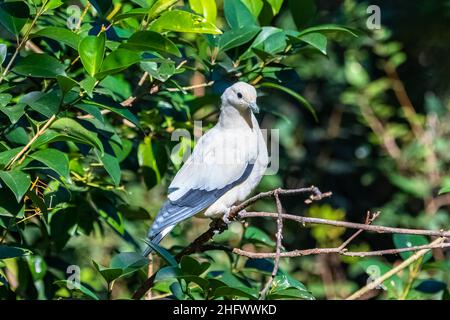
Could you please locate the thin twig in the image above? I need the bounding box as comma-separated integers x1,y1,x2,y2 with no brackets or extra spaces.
233,241,450,258
239,212,450,238
5,115,56,169
346,237,446,300
259,191,284,299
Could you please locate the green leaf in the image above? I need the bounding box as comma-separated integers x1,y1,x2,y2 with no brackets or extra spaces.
140,60,175,82
299,32,327,55
0,245,31,260
224,0,257,29
0,103,24,124
44,0,64,11
268,274,314,300
213,286,257,299
92,261,123,283
0,169,31,202
241,0,264,18
147,0,178,20
145,241,177,267
81,97,140,128
0,147,22,168
392,234,432,262
243,226,276,247
56,75,79,96
150,10,222,34
266,0,283,15
110,252,148,275
297,24,358,38
121,31,181,57
32,27,80,49
288,0,316,29
78,34,106,77
180,256,210,276
241,26,285,59
189,0,217,23
138,136,161,189
112,8,150,21
439,184,450,195
20,90,60,118
54,280,100,300
260,82,317,121
358,259,404,296
95,150,121,186
97,48,141,78
155,266,182,282
219,25,260,51
29,148,70,182
0,1,30,36
13,53,66,78
50,118,104,154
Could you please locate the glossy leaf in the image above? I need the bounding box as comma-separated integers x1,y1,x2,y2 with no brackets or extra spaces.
224,0,257,29
78,34,106,76
299,32,327,55
97,48,141,78
29,148,70,182
95,150,121,186
297,24,358,38
32,27,80,49
150,10,222,34
219,25,260,51
54,280,100,300
147,0,178,20
13,53,66,78
0,169,31,202
243,226,276,247
189,0,217,23
50,118,104,154
121,31,181,57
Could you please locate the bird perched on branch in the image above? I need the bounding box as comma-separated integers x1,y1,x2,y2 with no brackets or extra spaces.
143,82,269,256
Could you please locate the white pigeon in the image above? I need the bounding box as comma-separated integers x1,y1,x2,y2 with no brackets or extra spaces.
143,82,268,255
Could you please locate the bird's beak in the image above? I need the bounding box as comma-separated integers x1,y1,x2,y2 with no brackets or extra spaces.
249,101,259,114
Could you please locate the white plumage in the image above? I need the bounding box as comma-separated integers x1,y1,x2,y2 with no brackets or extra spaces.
143,82,268,255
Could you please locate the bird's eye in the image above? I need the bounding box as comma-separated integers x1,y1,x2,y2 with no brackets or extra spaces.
237,92,243,99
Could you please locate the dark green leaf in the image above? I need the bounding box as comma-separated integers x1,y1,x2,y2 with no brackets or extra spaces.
32,27,80,49
145,241,177,266
0,1,30,36
392,234,432,262
29,148,70,181
224,0,257,29
13,53,66,78
95,150,121,186
0,245,31,260
0,169,31,202
121,31,181,57
219,25,260,51
297,24,358,38
50,118,104,154
289,0,316,29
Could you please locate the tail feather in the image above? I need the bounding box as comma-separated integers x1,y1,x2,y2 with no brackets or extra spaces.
142,225,175,257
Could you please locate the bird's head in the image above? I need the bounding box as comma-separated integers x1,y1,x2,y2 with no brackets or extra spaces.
221,82,259,114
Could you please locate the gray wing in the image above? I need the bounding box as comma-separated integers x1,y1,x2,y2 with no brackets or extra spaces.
147,125,258,242
147,163,253,241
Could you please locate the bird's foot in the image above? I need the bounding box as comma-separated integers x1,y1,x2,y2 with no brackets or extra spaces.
222,209,232,225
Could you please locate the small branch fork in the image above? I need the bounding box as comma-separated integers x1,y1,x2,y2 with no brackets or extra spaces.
132,186,450,300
